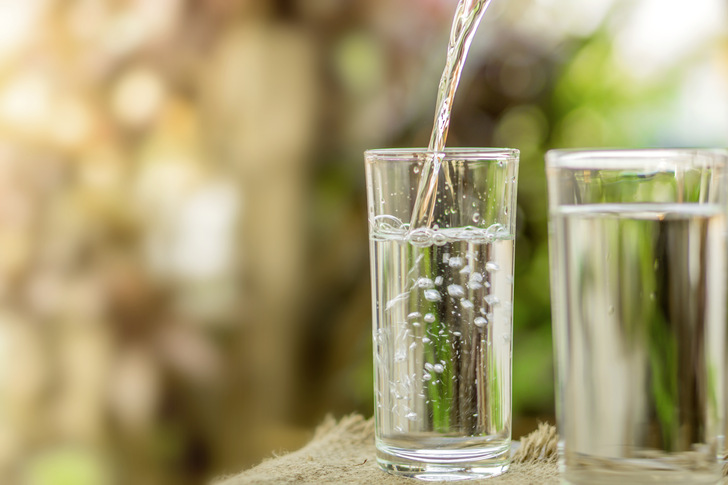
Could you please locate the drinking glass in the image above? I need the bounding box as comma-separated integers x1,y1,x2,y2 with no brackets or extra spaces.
546,149,728,485
365,148,519,480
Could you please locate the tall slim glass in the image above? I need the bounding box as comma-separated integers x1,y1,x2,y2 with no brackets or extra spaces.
546,149,728,485
365,148,519,480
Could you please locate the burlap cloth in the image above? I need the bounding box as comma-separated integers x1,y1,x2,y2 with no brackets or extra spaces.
215,415,560,484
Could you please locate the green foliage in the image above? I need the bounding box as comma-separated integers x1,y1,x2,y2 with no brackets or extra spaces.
24,449,111,485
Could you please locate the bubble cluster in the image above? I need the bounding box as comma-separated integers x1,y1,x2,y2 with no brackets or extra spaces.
372,219,515,435
370,215,405,238
370,221,512,246
468,272,484,290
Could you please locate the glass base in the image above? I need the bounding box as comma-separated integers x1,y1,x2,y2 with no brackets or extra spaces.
563,470,721,485
376,442,510,481
562,456,722,485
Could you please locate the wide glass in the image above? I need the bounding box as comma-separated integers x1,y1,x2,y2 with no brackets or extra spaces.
546,149,728,485
365,148,519,480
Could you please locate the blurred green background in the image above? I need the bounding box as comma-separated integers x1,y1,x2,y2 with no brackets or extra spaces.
0,0,725,483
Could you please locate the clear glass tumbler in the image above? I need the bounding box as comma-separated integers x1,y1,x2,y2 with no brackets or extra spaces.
364,148,519,480
546,149,728,485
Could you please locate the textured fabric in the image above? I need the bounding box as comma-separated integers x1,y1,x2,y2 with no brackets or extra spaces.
215,415,560,484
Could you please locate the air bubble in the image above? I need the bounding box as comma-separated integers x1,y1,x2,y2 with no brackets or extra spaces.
405,412,417,421
424,363,434,371
472,212,480,223
372,215,404,233
408,311,422,320
424,313,436,323
422,337,431,344
424,289,442,302
484,295,500,306
448,257,464,268
447,284,465,298
452,331,462,337
423,372,432,381
486,262,500,272
407,228,434,247
416,278,434,289
485,223,507,238
433,363,445,373
608,306,615,315
434,276,444,286
474,316,487,327
461,299,474,309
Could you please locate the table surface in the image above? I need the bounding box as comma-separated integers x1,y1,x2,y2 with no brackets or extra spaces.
215,415,561,484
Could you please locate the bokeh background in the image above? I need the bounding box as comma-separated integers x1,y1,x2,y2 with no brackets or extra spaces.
0,0,726,483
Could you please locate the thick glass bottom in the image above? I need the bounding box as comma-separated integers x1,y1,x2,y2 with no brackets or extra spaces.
562,454,722,485
376,441,510,481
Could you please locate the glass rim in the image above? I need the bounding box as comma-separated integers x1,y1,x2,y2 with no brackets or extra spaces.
546,148,728,170
365,147,519,162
